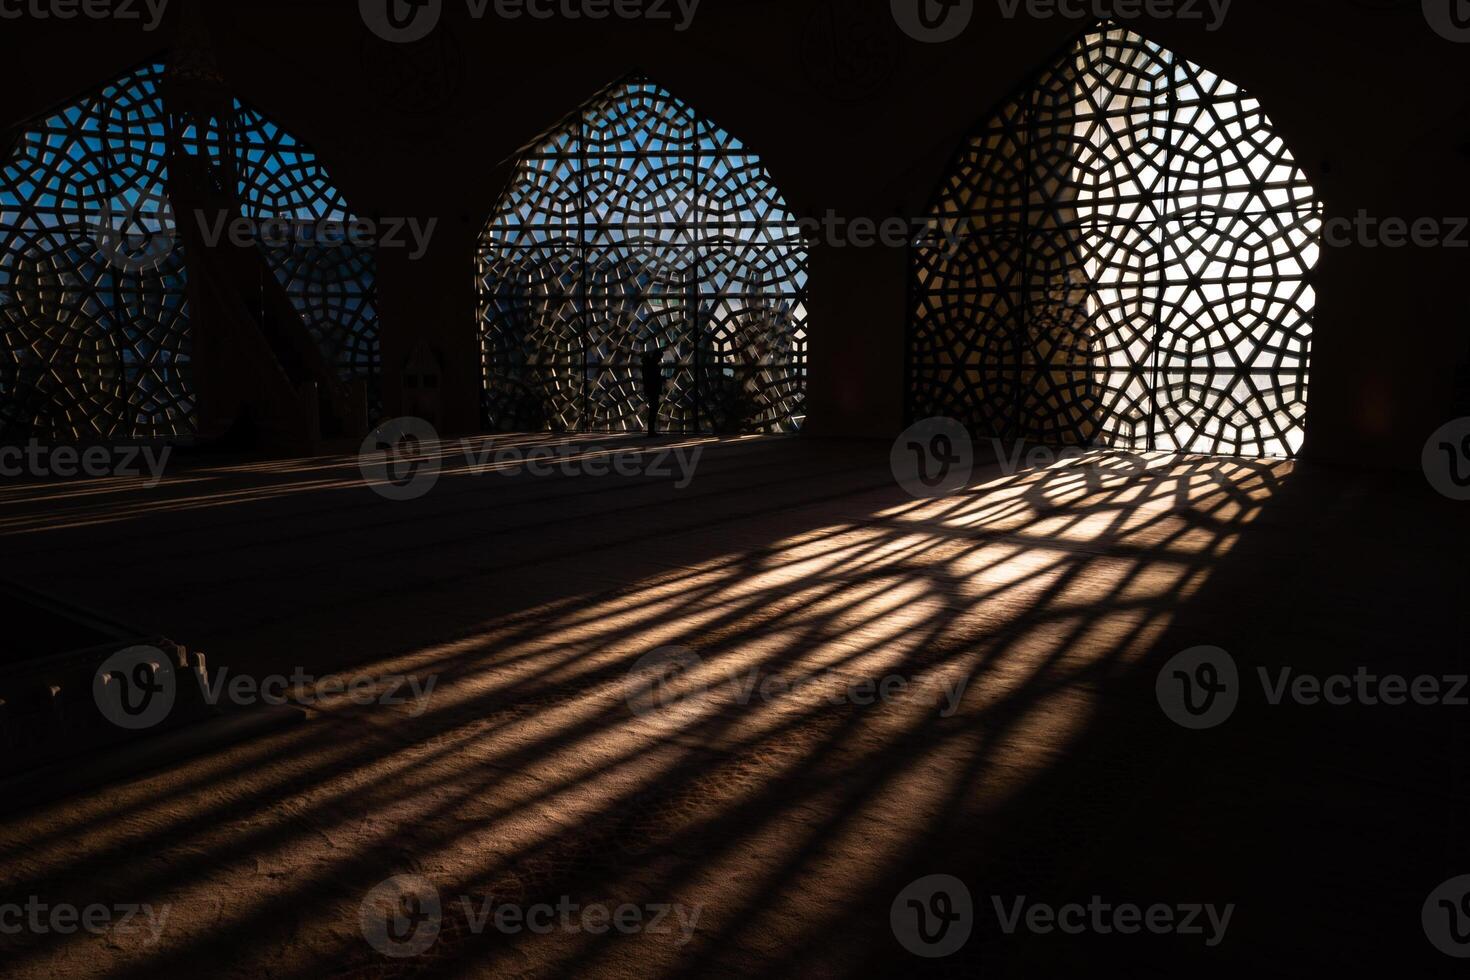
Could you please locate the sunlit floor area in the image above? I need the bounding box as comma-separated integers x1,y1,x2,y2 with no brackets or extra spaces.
1,436,1465,977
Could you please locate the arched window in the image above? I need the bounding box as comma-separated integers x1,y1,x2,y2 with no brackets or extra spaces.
0,63,379,441
911,26,1321,457
478,77,808,435
0,65,188,441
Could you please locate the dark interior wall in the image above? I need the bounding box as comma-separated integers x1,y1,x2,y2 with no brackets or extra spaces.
1,0,1466,466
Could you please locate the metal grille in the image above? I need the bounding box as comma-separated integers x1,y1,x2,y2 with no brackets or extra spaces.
910,26,1322,457
478,78,809,435
0,65,193,441
0,64,380,442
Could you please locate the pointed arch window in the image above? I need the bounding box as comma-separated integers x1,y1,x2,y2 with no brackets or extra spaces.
478,77,808,434
911,26,1322,457
0,63,380,441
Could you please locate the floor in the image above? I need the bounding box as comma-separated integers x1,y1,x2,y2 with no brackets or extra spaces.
0,434,1465,978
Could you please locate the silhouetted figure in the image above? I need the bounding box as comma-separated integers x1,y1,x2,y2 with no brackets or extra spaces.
642,348,665,437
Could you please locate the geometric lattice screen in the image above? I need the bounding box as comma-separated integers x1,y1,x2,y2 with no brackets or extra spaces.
911,26,1322,457
0,62,379,442
0,64,191,441
478,76,808,435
